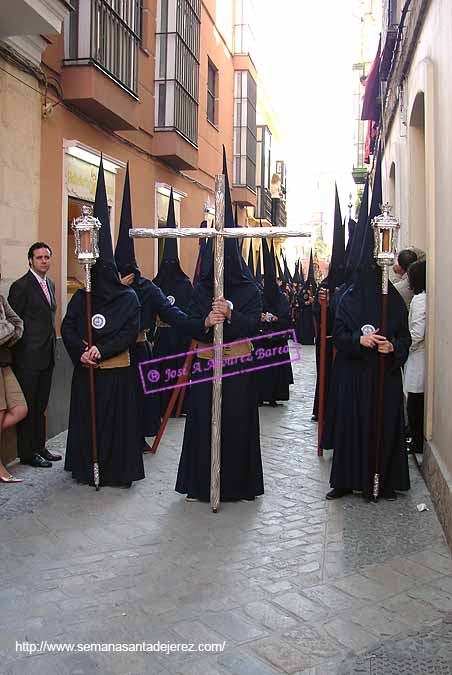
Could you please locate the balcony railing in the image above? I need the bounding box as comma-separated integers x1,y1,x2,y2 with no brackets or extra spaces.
255,188,286,226
381,0,399,80
154,0,200,146
256,186,271,221
66,0,141,95
379,0,431,140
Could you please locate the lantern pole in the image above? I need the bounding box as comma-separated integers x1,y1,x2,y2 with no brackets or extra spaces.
371,203,400,501
72,205,101,491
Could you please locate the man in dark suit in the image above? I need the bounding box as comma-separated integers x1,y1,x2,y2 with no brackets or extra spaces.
8,242,61,467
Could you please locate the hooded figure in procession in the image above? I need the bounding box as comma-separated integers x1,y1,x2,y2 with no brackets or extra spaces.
322,151,411,500
256,239,293,406
113,164,161,446
62,159,143,487
175,148,264,502
321,172,370,436
114,173,202,440
312,185,345,420
152,189,194,416
254,244,263,290
295,251,316,344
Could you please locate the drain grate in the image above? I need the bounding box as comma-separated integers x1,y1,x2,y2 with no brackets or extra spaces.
338,614,452,675
367,654,452,675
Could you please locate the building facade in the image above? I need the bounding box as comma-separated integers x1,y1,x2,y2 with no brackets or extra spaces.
351,0,382,186
369,0,452,547
0,0,286,457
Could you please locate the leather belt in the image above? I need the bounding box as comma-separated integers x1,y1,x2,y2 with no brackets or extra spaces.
98,349,130,369
156,316,171,328
193,341,253,360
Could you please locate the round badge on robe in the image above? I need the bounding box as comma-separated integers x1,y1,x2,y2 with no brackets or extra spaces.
92,314,106,330
361,324,376,335
167,295,175,306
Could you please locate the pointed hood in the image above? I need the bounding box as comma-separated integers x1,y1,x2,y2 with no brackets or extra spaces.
345,177,369,277
153,188,192,304
345,217,357,264
161,188,179,261
68,160,137,349
255,245,263,284
299,259,305,285
114,162,136,275
328,183,346,290
223,145,235,229
305,249,316,290
282,254,292,284
113,163,160,311
293,260,301,284
91,156,130,302
247,241,255,277
193,220,208,285
94,155,115,266
360,148,382,268
234,203,244,251
199,148,255,293
275,252,284,281
262,238,279,307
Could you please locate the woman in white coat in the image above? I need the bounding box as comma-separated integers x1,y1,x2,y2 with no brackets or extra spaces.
404,260,426,454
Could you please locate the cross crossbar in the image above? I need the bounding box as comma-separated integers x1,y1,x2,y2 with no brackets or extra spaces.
130,175,309,512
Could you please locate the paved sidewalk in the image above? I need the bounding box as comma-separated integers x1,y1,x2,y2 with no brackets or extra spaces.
1,345,451,674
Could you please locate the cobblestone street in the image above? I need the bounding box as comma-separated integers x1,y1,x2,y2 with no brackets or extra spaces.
1,345,452,674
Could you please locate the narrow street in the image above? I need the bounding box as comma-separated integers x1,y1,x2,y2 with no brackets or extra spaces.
1,345,451,674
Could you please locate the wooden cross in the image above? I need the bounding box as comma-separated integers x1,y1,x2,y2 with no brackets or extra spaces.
131,175,309,512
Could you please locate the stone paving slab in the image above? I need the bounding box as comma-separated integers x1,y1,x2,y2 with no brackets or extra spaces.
1,345,451,674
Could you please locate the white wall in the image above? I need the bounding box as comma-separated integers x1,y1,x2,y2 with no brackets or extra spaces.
382,0,452,474
0,59,41,295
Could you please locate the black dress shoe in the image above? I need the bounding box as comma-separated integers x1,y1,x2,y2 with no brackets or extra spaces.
311,414,318,422
26,453,52,468
40,448,62,462
326,488,352,500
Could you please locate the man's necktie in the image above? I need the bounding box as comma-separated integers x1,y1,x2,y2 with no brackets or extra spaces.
40,279,51,305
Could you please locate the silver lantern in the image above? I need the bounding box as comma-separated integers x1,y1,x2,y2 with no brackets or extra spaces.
71,205,101,291
371,203,400,294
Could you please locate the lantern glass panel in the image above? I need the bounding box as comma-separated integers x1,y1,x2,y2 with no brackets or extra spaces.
80,230,92,255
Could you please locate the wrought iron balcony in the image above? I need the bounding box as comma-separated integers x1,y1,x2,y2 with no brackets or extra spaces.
381,0,399,80
65,0,141,96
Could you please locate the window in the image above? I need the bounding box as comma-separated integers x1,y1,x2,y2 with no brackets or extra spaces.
255,125,272,219
233,0,256,57
207,59,217,125
352,62,367,171
155,0,201,145
233,70,257,191
65,0,141,95
156,185,183,263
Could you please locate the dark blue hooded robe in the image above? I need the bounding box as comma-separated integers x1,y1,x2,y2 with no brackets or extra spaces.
256,239,293,404
152,189,194,416
62,158,144,486
175,148,264,501
295,250,316,344
312,184,345,417
321,152,411,495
